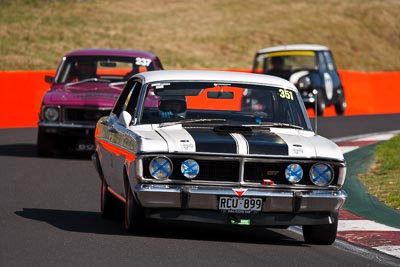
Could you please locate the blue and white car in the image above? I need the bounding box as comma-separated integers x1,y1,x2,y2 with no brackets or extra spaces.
252,44,347,116
92,70,347,244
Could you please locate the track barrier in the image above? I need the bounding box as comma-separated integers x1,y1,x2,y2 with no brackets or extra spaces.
0,70,399,128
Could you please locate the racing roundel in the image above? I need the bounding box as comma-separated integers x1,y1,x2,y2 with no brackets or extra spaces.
181,159,200,179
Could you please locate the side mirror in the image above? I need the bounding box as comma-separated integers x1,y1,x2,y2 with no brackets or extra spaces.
45,75,54,83
117,111,132,128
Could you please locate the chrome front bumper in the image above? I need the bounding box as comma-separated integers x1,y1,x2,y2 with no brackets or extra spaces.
38,122,95,130
135,184,347,226
38,122,95,138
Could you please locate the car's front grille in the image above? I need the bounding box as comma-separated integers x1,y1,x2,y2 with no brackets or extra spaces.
143,158,240,182
244,162,314,185
64,108,110,124
172,159,240,182
142,155,342,186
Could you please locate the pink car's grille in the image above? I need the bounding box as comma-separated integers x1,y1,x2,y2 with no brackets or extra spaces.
64,108,111,124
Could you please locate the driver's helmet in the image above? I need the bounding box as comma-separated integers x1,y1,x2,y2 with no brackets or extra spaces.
270,56,284,70
75,60,97,80
158,96,187,118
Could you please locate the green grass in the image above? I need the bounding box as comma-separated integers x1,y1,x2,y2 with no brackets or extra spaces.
359,135,400,210
1,0,400,71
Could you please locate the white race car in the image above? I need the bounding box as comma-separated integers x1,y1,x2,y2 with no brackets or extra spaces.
92,70,347,244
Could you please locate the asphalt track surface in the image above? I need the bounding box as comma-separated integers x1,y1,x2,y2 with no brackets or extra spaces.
1,114,400,267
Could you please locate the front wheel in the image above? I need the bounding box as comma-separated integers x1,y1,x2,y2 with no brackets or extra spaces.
125,186,145,233
36,130,55,157
315,92,326,116
334,90,346,115
302,219,338,245
100,179,119,219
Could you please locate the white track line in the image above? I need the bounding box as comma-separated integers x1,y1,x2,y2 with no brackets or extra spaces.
339,220,400,232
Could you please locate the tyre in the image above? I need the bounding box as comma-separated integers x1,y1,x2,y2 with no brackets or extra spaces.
36,129,55,157
302,218,338,245
315,91,326,116
125,185,145,233
100,179,119,219
334,90,346,115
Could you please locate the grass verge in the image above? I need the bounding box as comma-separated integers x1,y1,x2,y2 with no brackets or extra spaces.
1,0,400,71
359,134,400,211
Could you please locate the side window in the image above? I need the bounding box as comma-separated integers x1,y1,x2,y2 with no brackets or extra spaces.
253,54,266,73
112,80,140,116
318,53,328,72
155,57,164,70
125,81,142,118
323,51,335,71
121,89,133,111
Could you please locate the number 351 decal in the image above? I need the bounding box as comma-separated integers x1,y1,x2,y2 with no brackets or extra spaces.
135,57,152,67
279,88,294,100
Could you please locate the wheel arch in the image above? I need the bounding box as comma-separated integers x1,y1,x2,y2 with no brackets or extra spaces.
91,151,105,181
123,161,139,202
123,162,140,206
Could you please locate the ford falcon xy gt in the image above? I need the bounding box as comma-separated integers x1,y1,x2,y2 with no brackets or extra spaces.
252,44,346,116
37,48,163,156
92,70,347,244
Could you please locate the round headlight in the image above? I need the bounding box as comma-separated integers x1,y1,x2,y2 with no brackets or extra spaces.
310,163,334,186
298,76,311,89
149,156,173,180
44,107,59,122
285,163,303,184
181,159,199,179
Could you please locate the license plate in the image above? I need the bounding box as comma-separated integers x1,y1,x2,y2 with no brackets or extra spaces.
219,196,263,213
77,143,95,151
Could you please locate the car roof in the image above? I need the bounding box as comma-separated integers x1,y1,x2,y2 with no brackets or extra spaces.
256,44,330,54
134,70,298,91
64,48,159,59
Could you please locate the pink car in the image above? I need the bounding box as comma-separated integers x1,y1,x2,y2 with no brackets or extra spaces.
37,48,163,156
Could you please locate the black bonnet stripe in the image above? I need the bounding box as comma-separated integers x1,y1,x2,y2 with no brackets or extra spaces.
185,128,237,153
185,128,288,155
243,131,289,155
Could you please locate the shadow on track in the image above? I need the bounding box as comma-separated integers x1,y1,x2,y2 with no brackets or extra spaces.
0,143,92,160
0,144,38,157
15,207,306,247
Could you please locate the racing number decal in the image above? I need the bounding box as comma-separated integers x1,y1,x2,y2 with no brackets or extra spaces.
279,89,294,100
135,57,152,67
323,72,334,100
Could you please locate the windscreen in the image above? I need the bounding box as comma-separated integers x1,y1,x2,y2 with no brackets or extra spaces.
254,51,317,74
140,81,310,129
54,55,157,83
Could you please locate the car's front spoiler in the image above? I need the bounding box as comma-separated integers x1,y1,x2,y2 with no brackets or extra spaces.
38,122,96,130
147,209,335,226
135,184,346,225
38,123,95,138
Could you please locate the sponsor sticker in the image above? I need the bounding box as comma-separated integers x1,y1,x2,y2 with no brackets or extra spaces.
230,219,251,226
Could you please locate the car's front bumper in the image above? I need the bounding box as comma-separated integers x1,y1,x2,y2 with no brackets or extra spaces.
135,184,346,226
38,123,96,151
300,92,316,104
38,122,95,136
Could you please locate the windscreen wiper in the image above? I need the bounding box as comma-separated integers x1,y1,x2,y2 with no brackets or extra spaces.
159,118,226,128
66,78,111,85
247,122,304,130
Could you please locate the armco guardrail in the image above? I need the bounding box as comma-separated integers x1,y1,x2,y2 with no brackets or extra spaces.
0,70,399,128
